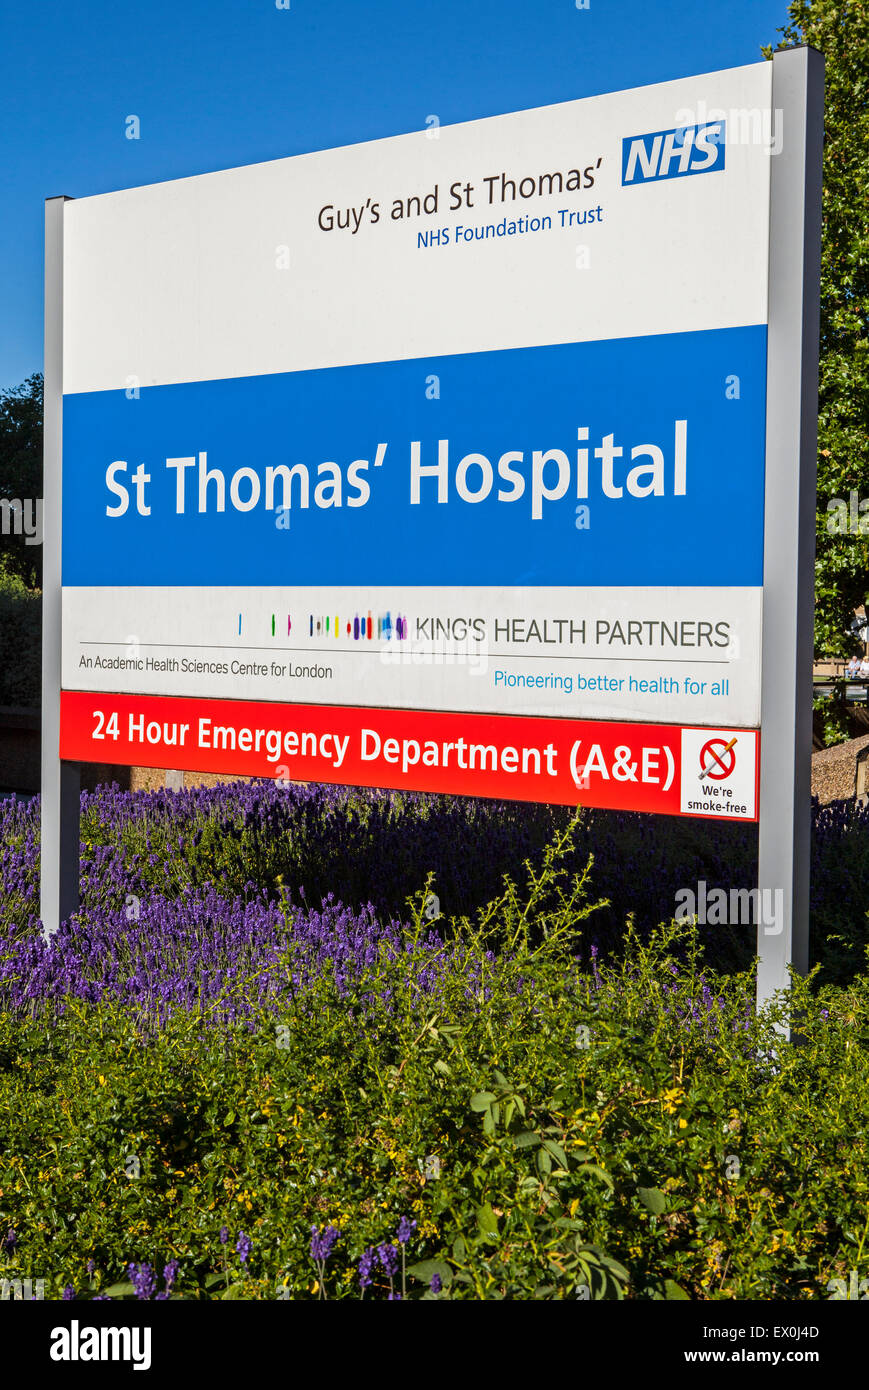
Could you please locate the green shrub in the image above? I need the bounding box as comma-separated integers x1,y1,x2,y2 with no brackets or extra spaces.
1,823,867,1301
0,560,40,707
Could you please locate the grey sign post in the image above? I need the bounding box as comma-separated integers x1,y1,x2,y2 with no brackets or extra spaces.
757,45,824,1013
41,193,79,941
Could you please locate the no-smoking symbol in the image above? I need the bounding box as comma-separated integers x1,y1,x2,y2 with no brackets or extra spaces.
698,736,737,781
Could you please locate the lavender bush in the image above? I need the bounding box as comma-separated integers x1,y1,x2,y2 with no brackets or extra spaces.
3,781,866,990
0,782,867,1299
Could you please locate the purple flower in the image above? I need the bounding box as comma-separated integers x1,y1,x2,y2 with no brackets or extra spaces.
92,1294,112,1301
310,1225,339,1263
236,1232,252,1266
590,944,602,989
219,1226,229,1245
358,1246,376,1290
4,1227,17,1253
86,1259,96,1276
377,1243,399,1279
62,1284,75,1300
430,1273,442,1293
128,1262,157,1301
396,1216,417,1246
163,1260,179,1291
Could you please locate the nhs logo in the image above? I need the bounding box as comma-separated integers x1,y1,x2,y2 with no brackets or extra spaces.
622,122,726,185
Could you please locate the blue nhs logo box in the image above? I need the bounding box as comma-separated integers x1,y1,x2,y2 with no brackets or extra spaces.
621,121,726,185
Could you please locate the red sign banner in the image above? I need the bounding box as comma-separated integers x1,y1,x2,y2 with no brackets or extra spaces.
59,690,759,820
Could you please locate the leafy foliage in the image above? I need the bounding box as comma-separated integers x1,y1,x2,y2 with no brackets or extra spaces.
765,5,869,654
0,558,40,707
0,373,42,591
0,797,867,1300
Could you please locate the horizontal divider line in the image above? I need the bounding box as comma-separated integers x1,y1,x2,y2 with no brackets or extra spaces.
77,640,730,665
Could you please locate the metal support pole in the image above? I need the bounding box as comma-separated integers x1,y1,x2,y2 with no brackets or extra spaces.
41,194,79,940
757,47,824,1012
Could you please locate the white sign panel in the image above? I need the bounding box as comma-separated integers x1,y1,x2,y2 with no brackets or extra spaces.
59,63,775,808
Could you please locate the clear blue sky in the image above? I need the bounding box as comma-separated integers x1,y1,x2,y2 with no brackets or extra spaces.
0,0,791,391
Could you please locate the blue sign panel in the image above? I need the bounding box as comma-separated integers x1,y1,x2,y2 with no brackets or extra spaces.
63,324,765,589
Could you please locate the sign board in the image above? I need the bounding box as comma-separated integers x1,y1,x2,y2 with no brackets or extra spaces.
43,49,823,1010
55,61,778,816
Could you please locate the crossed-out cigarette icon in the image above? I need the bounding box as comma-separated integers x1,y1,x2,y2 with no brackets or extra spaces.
698,735,738,780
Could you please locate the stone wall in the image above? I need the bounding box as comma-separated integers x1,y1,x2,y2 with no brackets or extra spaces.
127,767,253,792
811,733,869,805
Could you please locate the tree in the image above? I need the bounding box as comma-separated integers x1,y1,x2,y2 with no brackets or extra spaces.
0,372,43,590
766,3,869,656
